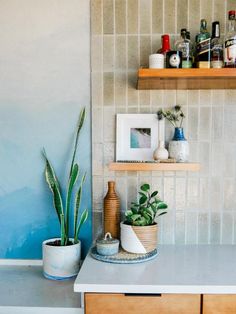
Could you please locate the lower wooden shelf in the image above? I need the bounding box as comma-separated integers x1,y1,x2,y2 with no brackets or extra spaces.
109,162,200,172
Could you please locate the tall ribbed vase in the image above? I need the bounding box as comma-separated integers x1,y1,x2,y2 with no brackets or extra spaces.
104,181,120,239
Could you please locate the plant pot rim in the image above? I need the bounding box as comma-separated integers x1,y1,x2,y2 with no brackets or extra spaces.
120,221,157,228
43,238,81,248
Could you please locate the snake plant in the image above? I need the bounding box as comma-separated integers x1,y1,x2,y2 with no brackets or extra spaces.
43,108,88,246
124,183,167,226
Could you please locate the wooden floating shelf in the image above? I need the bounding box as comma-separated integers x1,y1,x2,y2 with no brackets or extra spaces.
109,162,200,172
137,68,236,90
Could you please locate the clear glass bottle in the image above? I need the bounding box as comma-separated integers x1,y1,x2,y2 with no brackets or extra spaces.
211,21,223,68
196,19,211,68
175,29,193,68
224,10,236,68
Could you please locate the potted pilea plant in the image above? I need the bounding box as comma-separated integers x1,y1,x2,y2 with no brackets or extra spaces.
120,183,167,254
157,105,189,162
42,107,88,280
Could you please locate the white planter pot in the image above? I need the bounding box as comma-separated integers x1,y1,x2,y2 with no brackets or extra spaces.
120,222,157,254
42,238,81,280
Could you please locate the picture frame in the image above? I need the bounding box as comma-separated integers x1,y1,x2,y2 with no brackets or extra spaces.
116,114,159,161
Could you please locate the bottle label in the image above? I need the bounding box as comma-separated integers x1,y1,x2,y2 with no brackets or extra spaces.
169,54,181,67
197,38,211,56
224,37,236,63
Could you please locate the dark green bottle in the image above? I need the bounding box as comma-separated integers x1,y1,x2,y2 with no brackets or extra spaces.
196,19,211,68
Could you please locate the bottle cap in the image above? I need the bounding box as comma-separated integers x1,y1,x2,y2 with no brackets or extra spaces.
229,10,235,19
161,34,170,53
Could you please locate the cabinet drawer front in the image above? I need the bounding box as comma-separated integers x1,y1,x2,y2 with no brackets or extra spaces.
85,293,200,314
203,295,236,314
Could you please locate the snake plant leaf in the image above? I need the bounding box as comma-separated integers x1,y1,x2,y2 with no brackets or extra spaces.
69,107,86,177
74,208,88,244
60,213,66,246
43,151,63,224
73,173,86,240
65,163,79,235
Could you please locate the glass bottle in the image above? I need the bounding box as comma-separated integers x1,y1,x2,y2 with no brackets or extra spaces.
211,21,223,68
196,19,211,68
175,28,193,68
157,34,170,67
224,10,236,68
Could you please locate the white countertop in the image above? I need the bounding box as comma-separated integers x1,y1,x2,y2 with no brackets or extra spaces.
74,245,236,294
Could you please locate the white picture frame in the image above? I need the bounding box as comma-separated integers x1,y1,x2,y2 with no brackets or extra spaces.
116,114,159,161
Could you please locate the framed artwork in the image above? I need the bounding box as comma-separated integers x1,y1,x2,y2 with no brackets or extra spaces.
116,114,159,161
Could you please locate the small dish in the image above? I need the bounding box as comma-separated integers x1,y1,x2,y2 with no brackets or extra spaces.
96,232,119,256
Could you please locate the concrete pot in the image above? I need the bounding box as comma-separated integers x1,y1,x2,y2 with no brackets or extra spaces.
120,222,157,254
43,238,81,280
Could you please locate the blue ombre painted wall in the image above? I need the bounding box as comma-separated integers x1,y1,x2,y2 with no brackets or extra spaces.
0,0,92,258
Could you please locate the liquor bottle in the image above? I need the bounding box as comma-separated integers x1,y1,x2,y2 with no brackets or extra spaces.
157,34,170,67
211,21,223,68
196,19,211,68
175,28,193,68
224,10,236,68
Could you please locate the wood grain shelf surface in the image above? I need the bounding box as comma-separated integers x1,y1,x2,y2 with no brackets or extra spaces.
109,162,200,172
137,68,236,90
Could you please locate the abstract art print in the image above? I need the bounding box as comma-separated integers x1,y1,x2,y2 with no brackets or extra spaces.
116,114,159,161
130,128,151,148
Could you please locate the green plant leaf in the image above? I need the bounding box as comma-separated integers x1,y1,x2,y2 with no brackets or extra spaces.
146,207,155,219
125,210,133,216
139,195,147,205
74,209,88,243
131,214,141,222
60,213,66,245
140,183,150,192
70,107,86,177
156,202,168,210
43,150,64,225
156,211,167,217
151,191,158,198
74,173,86,241
65,163,79,235
138,191,147,197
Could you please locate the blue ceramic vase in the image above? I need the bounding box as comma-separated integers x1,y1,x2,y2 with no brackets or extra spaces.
168,127,189,162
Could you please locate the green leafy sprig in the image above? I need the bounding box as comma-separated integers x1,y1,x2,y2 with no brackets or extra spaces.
124,183,168,226
157,105,185,128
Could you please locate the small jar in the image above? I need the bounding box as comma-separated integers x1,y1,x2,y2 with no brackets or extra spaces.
149,54,164,69
96,232,119,256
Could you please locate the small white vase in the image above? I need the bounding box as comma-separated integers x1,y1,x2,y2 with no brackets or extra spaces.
153,140,169,160
43,238,81,280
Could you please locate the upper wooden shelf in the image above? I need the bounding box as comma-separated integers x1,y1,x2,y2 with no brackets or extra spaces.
109,162,200,172
137,68,236,90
